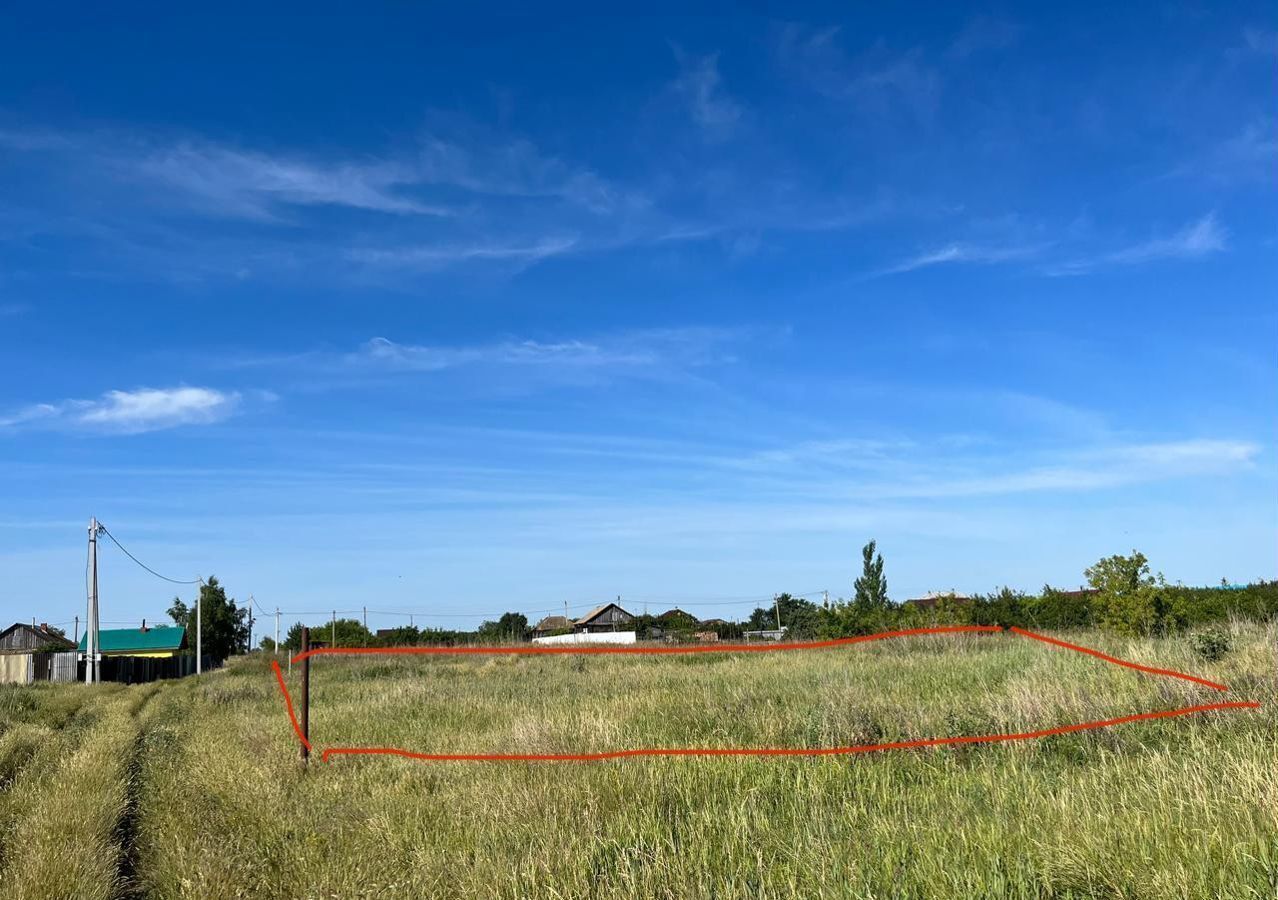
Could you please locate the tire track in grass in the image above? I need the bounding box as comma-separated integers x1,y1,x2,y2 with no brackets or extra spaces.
113,685,161,900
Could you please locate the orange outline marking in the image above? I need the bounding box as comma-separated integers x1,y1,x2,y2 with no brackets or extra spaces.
1008,626,1230,691
269,626,1259,764
271,659,311,752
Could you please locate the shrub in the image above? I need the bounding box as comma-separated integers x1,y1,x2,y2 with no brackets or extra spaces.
1189,628,1232,662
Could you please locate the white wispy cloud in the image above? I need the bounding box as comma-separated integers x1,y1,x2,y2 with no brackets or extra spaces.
416,132,623,213
1047,213,1226,276
1162,119,1278,186
670,51,743,137
718,432,1259,502
351,328,738,374
863,439,1260,500
1,125,619,222
776,25,940,123
0,386,240,434
355,336,649,371
136,143,449,219
346,236,579,271
878,241,1046,276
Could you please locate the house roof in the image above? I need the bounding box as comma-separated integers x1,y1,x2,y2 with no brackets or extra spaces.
0,622,76,651
904,592,972,609
78,626,186,654
532,615,571,632
657,607,697,621
574,602,633,625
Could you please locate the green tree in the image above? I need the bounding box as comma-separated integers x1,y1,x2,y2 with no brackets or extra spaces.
1085,551,1169,636
748,594,821,637
375,625,421,647
284,621,306,652
282,618,374,649
971,587,1028,627
478,612,529,642
854,540,889,611
167,576,249,662
830,540,891,635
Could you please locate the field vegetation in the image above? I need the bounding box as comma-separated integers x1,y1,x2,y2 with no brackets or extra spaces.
0,621,1273,898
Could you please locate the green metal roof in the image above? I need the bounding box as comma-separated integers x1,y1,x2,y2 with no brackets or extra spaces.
77,626,186,653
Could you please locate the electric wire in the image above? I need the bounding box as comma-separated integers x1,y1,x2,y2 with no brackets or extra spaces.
97,524,202,585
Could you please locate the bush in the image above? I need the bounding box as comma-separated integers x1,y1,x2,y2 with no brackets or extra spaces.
1189,628,1232,662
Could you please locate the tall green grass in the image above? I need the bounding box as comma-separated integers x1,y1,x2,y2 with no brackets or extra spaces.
0,625,1272,898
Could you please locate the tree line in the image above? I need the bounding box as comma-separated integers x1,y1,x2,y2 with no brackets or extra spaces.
189,543,1278,655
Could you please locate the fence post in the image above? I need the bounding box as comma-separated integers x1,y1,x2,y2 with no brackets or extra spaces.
300,627,310,764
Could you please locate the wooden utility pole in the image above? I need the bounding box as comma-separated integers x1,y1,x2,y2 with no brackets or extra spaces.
331,610,336,648
299,627,310,763
363,606,368,646
774,593,781,631
274,607,280,656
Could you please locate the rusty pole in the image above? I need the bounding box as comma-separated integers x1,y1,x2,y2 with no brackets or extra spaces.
300,627,310,763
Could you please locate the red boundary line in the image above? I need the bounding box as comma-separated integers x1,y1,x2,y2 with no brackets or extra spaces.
319,701,1260,763
267,626,1258,764
1008,626,1230,691
271,660,311,752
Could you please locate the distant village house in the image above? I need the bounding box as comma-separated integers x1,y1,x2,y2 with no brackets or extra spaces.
531,615,573,638
77,624,191,684
573,603,635,633
0,623,77,683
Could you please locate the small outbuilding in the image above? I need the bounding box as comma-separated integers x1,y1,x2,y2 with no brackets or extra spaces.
0,623,78,683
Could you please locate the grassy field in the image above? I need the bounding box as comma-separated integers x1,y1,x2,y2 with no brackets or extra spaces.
0,624,1273,899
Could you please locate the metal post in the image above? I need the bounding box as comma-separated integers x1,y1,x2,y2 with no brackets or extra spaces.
299,627,310,763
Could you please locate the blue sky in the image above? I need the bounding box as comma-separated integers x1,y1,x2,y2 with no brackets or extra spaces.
1,3,1275,636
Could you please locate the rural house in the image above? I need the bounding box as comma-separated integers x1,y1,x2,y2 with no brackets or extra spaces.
79,625,188,659
573,603,635,633
0,622,77,683
78,624,193,684
531,615,573,637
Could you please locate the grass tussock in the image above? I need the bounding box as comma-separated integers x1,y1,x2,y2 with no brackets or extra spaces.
0,625,1272,898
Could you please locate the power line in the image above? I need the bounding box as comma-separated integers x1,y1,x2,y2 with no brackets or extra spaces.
97,524,202,585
